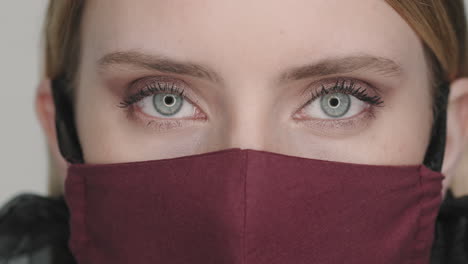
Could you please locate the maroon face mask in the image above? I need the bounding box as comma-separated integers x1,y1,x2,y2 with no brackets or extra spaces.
64,148,444,264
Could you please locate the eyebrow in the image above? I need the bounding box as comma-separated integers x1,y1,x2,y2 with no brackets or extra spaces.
98,51,223,83
98,51,403,84
279,55,403,82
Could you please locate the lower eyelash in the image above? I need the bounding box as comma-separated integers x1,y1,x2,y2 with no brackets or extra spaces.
146,119,183,130
297,106,379,135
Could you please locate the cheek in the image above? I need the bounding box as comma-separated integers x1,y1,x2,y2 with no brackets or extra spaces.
75,79,103,163
75,72,124,163
372,82,433,165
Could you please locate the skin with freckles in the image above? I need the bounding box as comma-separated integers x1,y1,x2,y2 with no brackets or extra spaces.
35,0,468,196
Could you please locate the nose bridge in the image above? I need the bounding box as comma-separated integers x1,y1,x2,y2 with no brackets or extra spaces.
225,118,267,151
221,83,272,151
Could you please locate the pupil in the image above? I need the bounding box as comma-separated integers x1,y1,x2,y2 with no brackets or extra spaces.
164,95,175,106
329,97,340,107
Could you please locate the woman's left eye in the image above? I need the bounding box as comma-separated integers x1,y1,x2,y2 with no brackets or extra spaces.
301,92,367,119
294,79,384,120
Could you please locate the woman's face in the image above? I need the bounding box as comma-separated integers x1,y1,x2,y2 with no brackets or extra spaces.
76,0,433,165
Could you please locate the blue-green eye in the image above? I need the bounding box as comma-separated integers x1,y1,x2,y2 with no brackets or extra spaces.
137,91,197,118
298,80,383,120
125,81,200,119
320,93,351,118
303,92,363,119
153,93,184,116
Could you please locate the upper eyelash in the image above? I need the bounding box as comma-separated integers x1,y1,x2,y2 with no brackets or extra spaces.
309,79,384,106
119,82,186,108
119,78,384,110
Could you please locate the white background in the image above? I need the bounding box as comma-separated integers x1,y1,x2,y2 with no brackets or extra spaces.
0,1,48,204
0,1,467,204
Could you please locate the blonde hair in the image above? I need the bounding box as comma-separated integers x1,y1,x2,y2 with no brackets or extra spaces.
43,0,468,195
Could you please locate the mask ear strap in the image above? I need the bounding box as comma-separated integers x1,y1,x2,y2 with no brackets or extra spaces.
50,77,84,164
423,81,450,172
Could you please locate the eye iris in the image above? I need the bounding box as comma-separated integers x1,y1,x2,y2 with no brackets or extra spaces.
320,93,350,118
153,93,183,116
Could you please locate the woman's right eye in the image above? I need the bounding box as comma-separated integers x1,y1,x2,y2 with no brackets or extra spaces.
120,78,208,124
137,93,197,118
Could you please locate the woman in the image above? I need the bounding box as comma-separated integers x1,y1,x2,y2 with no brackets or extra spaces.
1,0,468,263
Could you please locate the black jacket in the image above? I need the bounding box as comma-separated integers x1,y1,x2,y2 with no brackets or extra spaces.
0,189,467,264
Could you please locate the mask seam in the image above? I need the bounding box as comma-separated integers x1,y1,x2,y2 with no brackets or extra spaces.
409,165,428,264
82,174,90,263
243,150,248,264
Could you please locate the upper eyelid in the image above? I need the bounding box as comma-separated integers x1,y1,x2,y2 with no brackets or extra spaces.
312,76,383,94
128,76,189,95
308,78,382,99
120,77,194,107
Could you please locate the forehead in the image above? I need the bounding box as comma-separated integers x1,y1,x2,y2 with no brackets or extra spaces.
81,0,424,80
